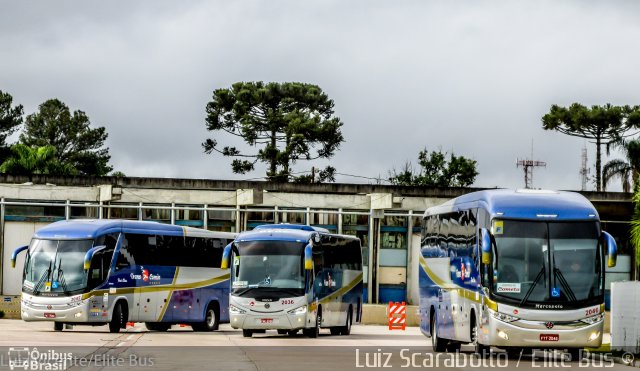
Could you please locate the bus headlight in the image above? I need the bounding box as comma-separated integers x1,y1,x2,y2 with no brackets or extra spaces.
580,314,604,325
491,311,519,323
288,305,307,315
229,304,246,314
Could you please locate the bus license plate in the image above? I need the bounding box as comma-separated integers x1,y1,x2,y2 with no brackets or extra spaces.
540,334,559,341
260,318,273,324
44,313,56,319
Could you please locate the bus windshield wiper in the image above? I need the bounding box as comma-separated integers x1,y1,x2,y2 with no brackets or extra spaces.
519,266,545,306
32,261,52,295
54,259,70,295
552,254,578,302
553,268,577,302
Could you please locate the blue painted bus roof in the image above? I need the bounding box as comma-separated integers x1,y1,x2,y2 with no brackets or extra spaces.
34,219,188,239
236,224,357,243
425,189,599,221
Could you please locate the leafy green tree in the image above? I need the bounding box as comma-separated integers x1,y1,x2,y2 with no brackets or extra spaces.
388,148,478,187
542,103,640,191
0,90,24,162
603,138,640,192
0,144,77,180
20,99,112,176
203,82,344,182
293,166,336,184
629,184,640,280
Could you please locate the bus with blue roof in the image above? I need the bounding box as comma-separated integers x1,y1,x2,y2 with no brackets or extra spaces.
419,189,617,360
221,224,363,338
11,219,236,333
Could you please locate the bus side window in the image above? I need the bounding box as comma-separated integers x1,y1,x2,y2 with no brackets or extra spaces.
88,233,118,289
115,237,135,271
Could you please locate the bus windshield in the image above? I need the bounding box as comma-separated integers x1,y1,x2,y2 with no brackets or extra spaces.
492,220,602,305
23,239,94,295
232,240,305,296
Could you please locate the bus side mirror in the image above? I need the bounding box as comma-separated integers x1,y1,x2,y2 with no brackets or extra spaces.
480,228,492,265
83,245,106,271
304,243,313,270
221,243,233,269
11,245,29,268
603,231,617,268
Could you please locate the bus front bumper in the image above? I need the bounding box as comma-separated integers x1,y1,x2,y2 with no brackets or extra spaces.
20,297,106,323
481,315,604,349
230,311,311,330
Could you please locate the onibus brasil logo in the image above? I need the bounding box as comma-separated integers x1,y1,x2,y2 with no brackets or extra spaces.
8,347,72,370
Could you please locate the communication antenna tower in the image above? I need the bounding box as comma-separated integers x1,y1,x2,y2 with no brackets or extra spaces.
516,141,546,189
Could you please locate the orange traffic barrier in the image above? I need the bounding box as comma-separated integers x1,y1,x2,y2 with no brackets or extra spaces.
388,301,406,330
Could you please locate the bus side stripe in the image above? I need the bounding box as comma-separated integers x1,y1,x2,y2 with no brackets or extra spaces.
156,266,181,321
309,274,363,312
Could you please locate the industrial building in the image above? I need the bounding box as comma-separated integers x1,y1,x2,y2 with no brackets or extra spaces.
0,174,633,315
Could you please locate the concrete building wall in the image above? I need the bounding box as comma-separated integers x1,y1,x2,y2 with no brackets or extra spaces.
2,222,48,295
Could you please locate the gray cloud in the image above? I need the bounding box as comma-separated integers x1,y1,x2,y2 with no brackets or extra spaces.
2,1,640,191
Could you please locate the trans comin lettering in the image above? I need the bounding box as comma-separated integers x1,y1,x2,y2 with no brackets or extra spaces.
535,304,564,309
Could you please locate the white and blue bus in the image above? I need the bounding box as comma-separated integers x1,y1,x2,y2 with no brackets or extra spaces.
221,224,363,338
11,220,236,333
419,189,617,359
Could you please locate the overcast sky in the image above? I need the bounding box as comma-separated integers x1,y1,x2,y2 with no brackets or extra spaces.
2,1,640,191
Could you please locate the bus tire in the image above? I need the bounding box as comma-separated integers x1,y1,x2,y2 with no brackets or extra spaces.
506,347,525,359
242,329,253,338
145,322,171,332
340,306,352,335
568,348,582,362
431,312,447,352
447,341,461,352
306,307,321,338
471,313,489,357
109,302,126,333
192,303,219,332
54,322,63,332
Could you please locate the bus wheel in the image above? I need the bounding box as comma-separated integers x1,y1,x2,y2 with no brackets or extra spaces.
568,348,582,362
471,316,489,357
506,347,524,359
109,302,126,333
54,322,63,332
431,314,447,352
306,308,321,338
340,307,352,336
192,304,219,332
447,341,461,352
145,322,171,332
242,329,253,338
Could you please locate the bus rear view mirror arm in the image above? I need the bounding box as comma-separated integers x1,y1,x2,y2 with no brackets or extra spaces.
11,245,29,268
304,243,313,270
603,231,617,268
480,228,492,265
221,243,233,269
83,245,106,271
